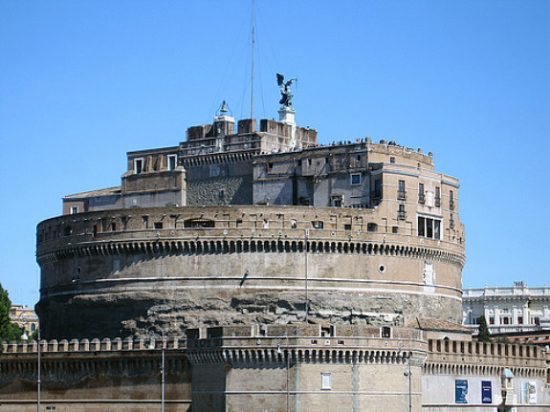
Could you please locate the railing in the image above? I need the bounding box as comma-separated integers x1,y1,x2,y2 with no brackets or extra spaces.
397,190,407,201
418,193,425,204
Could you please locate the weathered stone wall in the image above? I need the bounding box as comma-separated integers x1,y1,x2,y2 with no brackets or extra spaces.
36,205,464,339
185,158,254,205
187,324,426,412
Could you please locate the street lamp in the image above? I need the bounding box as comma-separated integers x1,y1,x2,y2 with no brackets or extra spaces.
36,323,41,412
277,334,291,412
148,329,166,412
402,351,412,412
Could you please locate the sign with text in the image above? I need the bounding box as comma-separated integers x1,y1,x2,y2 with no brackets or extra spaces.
455,379,468,404
481,380,492,404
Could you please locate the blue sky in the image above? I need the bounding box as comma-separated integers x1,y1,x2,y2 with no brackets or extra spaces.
0,1,548,307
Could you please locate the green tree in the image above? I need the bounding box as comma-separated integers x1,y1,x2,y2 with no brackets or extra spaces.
0,283,22,342
477,315,491,342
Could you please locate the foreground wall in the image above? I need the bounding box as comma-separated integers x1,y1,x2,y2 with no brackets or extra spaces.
1,328,549,412
0,337,191,412
423,339,550,411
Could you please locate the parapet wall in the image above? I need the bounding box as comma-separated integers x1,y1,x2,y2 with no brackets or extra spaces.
0,336,185,354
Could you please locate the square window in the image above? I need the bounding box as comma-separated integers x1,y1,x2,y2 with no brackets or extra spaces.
331,195,343,207
311,220,324,229
350,173,361,185
321,373,332,390
154,222,163,229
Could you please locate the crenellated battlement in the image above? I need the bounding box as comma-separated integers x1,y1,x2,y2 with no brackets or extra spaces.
0,336,186,355
425,338,549,379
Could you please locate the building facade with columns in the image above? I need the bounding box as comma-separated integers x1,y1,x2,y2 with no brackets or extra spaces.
463,282,550,335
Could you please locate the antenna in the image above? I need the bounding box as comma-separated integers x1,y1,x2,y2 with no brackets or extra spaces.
250,0,256,120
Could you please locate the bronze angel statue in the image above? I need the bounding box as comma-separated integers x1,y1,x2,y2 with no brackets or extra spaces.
277,73,297,108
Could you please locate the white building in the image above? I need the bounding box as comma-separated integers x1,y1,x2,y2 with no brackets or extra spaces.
463,282,550,334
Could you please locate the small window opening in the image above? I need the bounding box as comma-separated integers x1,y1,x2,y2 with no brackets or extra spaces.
350,173,361,185
331,195,343,207
311,220,324,229
167,154,177,171
134,158,144,174
367,223,378,232
398,204,406,220
321,373,332,390
70,206,78,215
381,326,391,338
154,222,163,230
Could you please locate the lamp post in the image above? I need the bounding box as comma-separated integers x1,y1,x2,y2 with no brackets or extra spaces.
304,228,309,323
403,351,412,412
149,329,165,412
37,323,41,412
277,334,291,412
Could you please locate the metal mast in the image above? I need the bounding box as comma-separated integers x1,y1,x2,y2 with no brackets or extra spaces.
250,0,256,119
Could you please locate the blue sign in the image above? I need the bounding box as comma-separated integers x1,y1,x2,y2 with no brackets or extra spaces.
455,379,468,404
482,381,492,404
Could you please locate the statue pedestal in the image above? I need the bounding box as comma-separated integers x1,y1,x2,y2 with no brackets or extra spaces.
278,107,298,149
278,107,296,125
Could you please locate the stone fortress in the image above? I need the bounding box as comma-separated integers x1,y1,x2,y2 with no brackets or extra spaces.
1,87,549,411
38,101,465,340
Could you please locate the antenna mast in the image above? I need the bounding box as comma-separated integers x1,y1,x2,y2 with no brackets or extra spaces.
250,0,255,120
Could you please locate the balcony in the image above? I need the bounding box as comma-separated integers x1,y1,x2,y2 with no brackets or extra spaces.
397,210,406,220
397,190,406,201
435,197,441,207
418,193,425,204
450,199,455,210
